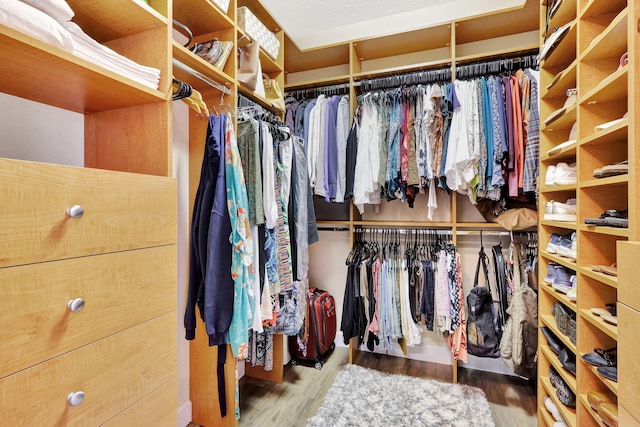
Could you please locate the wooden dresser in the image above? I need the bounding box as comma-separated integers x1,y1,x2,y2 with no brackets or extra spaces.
0,0,177,425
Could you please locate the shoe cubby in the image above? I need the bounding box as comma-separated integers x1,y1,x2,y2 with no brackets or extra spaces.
540,0,634,425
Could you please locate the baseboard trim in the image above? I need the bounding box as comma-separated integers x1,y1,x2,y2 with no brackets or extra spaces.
178,400,192,427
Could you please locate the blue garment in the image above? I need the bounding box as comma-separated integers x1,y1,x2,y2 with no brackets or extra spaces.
481,78,494,184
324,95,341,201
302,99,317,157
184,114,234,346
439,83,454,190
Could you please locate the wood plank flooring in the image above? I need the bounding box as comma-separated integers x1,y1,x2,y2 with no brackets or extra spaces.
190,346,537,427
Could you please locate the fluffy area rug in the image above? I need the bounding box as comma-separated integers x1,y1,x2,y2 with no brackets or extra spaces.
307,364,495,427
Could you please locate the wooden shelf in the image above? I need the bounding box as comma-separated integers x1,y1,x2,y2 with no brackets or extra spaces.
284,34,350,73
541,281,577,312
579,9,627,61
0,24,166,114
578,266,618,289
580,174,629,189
541,21,577,69
541,314,577,354
353,221,453,228
455,45,539,64
540,251,578,270
541,141,577,162
237,84,284,115
351,59,452,81
578,394,607,427
540,344,577,392
539,183,578,192
539,406,555,427
580,67,628,106
455,222,506,229
69,0,167,41
542,104,577,132
540,220,578,231
173,0,234,36
579,224,629,237
542,59,577,100
583,362,619,395
172,42,235,90
580,118,628,147
354,25,451,62
580,0,627,20
546,0,577,35
285,75,350,90
540,376,577,427
580,309,618,340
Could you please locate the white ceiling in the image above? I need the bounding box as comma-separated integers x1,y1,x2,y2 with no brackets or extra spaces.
262,0,528,51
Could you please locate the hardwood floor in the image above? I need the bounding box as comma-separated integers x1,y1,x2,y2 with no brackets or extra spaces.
220,347,537,427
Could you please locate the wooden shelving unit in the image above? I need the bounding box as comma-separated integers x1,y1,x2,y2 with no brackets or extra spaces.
283,0,540,384
538,0,635,425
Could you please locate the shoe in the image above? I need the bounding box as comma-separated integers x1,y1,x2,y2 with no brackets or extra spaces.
582,347,616,367
548,122,577,157
544,199,577,222
597,366,618,382
544,395,563,422
541,326,563,355
549,365,562,388
545,165,557,186
566,279,577,302
603,209,628,228
547,234,563,254
559,347,576,376
585,209,627,227
587,391,614,412
553,162,577,185
599,402,619,427
556,232,576,260
552,265,575,288
601,314,617,326
596,160,628,178
544,262,557,284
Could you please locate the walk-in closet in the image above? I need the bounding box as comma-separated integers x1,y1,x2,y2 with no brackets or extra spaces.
1,0,638,426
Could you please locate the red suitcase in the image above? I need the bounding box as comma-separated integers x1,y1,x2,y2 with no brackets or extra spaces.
289,287,337,369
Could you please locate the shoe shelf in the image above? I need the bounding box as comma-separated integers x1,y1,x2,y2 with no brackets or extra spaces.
541,281,577,312
540,183,578,192
541,21,577,69
579,0,627,20
172,42,235,90
580,174,629,189
578,394,608,427
541,250,578,269
580,67,628,107
579,119,628,148
541,344,578,392
542,103,577,132
540,375,578,427
580,309,617,341
539,406,556,427
540,219,578,230
541,313,578,355
578,9,627,63
173,0,234,36
582,362,619,396
541,141,577,163
542,59,577,101
545,0,577,37
579,225,629,238
578,266,617,289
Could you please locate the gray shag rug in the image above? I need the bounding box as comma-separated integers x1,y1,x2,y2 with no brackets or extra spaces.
307,364,495,427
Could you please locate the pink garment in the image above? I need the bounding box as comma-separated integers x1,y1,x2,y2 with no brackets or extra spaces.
368,257,381,334
446,252,468,363
509,77,523,197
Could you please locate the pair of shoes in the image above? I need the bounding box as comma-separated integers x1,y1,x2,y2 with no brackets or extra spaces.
598,366,618,382
558,347,576,376
593,303,618,325
548,122,577,157
544,199,577,222
587,391,615,411
582,347,616,367
548,264,576,293
544,395,565,423
541,326,563,354
545,162,577,186
590,264,617,277
593,160,628,178
599,402,619,427
547,232,576,259
584,209,628,228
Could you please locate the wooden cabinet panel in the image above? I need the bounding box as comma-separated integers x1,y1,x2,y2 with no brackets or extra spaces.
0,158,177,267
0,313,176,426
102,378,177,427
617,241,640,311
618,303,640,425
0,245,176,378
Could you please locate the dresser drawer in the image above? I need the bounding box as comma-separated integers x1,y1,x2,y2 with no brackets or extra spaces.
0,158,177,267
0,313,176,426
1,245,176,378
618,302,640,424
102,378,177,427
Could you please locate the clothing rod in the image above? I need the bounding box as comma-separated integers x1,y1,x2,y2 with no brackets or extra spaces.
316,226,350,231
456,230,511,236
172,59,231,95
354,227,452,235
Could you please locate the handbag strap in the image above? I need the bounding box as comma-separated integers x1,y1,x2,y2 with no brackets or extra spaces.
172,19,193,48
473,245,491,294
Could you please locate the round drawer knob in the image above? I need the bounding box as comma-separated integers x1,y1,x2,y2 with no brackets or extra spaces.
67,391,85,407
67,298,85,312
66,205,84,219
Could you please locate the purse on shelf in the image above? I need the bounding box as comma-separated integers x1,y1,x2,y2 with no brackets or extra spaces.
190,38,233,71
172,20,193,48
237,38,260,91
262,73,284,111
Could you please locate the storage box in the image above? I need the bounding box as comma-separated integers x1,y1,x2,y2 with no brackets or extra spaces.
237,6,280,60
208,0,230,13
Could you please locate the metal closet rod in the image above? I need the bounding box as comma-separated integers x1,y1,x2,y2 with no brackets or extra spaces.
354,227,452,235
285,82,351,99
455,52,539,79
172,59,231,95
353,67,453,91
